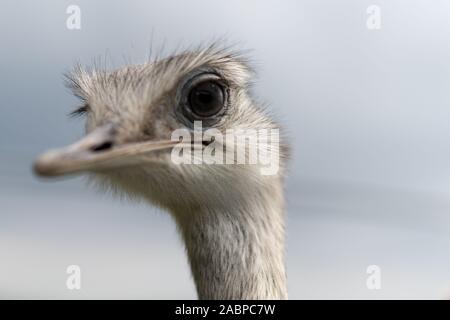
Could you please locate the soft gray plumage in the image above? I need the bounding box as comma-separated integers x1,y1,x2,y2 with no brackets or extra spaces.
34,44,289,299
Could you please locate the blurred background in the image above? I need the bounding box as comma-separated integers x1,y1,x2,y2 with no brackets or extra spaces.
1,0,450,299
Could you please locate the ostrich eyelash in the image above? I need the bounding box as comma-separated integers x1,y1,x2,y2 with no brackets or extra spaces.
70,105,89,117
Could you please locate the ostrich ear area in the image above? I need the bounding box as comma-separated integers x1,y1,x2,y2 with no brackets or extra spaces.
33,124,178,178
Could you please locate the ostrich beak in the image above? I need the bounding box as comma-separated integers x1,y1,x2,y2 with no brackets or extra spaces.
33,124,178,177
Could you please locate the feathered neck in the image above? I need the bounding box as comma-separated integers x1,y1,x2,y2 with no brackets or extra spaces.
172,179,287,299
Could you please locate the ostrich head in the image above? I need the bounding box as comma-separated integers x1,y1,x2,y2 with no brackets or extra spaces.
34,45,289,299
34,46,287,211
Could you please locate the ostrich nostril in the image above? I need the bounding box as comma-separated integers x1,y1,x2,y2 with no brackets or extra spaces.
90,141,113,152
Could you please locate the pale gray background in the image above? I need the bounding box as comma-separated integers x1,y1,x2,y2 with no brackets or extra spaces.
1,0,450,299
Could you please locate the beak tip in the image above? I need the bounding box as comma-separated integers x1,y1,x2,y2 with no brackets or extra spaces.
33,159,52,177
32,151,61,177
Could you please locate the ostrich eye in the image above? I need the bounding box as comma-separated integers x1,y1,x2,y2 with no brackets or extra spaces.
188,81,225,117
179,73,229,125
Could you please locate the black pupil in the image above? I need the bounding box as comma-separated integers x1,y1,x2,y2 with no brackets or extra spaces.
188,81,224,117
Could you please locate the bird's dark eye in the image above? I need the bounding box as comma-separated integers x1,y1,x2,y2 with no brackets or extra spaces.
179,73,229,126
188,81,225,118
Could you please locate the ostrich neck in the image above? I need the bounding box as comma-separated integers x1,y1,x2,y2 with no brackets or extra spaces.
172,189,287,300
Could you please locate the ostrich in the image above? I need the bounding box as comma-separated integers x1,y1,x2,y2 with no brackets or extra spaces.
33,45,289,299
